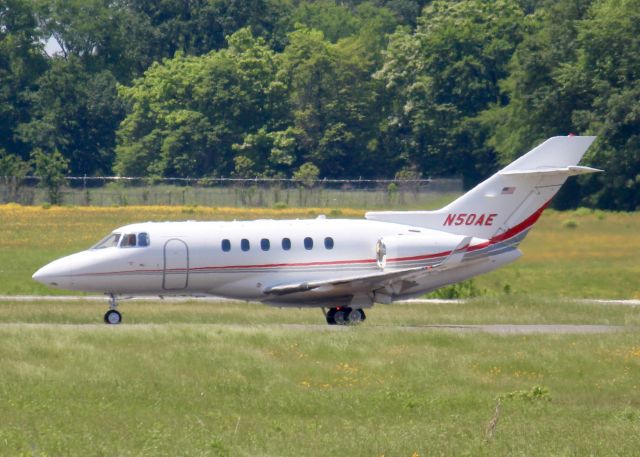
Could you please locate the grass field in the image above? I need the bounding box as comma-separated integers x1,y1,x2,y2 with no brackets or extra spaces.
0,298,639,456
1,204,638,298
1,204,639,456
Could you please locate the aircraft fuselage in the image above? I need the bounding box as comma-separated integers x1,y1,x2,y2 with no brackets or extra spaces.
32,218,517,306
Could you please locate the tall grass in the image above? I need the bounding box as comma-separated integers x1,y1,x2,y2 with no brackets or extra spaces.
0,321,639,456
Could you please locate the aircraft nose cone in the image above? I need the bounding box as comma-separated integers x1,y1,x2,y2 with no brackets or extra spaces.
32,260,72,289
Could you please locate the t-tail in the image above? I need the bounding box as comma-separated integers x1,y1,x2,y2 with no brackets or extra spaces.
366,136,601,246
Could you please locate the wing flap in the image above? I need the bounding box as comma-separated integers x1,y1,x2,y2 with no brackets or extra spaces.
263,236,472,299
263,266,426,296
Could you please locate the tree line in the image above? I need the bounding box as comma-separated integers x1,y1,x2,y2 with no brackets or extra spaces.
1,0,639,210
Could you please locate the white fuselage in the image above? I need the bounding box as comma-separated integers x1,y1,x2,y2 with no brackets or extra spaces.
32,217,520,307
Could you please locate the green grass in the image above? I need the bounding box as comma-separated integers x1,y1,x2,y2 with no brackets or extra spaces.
0,303,638,456
477,209,640,299
0,296,638,326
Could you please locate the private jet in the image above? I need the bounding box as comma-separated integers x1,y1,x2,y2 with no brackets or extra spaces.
32,136,600,325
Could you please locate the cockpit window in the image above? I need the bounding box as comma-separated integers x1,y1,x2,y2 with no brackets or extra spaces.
120,232,151,248
138,232,150,247
91,232,150,249
120,233,137,248
91,233,121,249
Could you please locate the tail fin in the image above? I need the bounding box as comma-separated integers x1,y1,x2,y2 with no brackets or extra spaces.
366,136,600,241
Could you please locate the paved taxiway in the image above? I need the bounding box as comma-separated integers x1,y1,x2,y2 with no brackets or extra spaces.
0,296,636,334
1,295,639,306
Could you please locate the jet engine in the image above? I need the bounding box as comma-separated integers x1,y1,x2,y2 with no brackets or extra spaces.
375,232,476,269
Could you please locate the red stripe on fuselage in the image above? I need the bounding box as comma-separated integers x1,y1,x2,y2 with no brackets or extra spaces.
77,200,552,278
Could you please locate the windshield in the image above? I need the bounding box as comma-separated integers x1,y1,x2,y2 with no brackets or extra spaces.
91,233,121,250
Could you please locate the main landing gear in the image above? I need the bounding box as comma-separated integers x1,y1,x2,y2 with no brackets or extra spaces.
103,294,122,325
325,307,366,325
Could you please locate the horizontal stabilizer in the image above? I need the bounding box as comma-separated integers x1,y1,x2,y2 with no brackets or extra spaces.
499,165,603,176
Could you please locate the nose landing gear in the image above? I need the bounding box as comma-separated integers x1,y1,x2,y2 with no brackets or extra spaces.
103,294,122,325
325,307,366,325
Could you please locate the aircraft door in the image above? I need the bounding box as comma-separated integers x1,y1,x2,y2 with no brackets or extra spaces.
163,239,189,290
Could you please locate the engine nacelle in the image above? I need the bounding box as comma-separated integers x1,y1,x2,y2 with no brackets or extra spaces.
375,231,478,269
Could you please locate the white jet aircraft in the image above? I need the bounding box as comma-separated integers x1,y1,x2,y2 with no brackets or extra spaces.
33,136,600,325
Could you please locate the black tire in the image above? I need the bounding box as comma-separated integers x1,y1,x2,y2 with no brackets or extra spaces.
346,308,365,325
104,309,122,325
326,308,337,325
333,308,347,325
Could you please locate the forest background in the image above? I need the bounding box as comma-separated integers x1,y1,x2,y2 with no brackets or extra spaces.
1,0,639,210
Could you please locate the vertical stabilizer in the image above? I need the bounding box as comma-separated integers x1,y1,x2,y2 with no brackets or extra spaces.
366,136,600,241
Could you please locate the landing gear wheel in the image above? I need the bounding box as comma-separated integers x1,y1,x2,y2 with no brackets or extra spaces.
104,309,122,325
326,308,337,325
346,308,366,324
326,307,365,325
326,307,346,325
333,308,347,325
327,308,349,325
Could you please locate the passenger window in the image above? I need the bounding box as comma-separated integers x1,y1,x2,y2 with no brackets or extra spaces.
241,239,250,252
221,239,231,252
121,233,137,248
261,239,270,251
324,237,334,249
304,237,313,250
282,238,291,250
138,232,150,247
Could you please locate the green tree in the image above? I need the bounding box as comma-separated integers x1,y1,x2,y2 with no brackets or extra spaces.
281,21,394,178
479,0,593,166
293,162,320,187
0,149,31,202
17,57,125,176
481,0,640,210
115,29,290,178
564,0,640,210
31,148,69,204
0,0,48,159
232,127,301,177
291,1,361,42
376,0,525,186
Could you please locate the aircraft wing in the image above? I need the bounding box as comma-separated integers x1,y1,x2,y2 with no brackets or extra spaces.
263,237,471,301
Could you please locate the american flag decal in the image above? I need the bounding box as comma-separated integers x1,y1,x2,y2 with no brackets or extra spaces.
501,186,516,195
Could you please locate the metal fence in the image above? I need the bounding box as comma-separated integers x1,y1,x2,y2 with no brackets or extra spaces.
0,176,463,209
